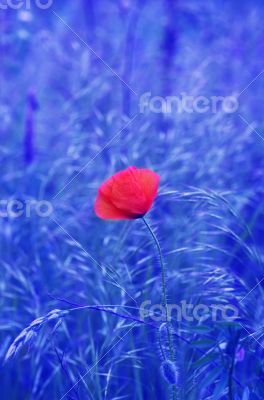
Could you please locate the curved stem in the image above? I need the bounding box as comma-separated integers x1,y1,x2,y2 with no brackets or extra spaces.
142,217,177,399
142,218,168,315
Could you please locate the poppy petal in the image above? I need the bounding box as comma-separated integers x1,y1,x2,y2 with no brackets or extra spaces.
94,192,133,220
94,166,160,220
136,169,160,210
110,167,148,215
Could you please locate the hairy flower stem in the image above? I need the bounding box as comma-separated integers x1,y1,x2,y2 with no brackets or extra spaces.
142,217,176,399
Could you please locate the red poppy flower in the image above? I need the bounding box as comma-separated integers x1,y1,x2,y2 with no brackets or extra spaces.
95,166,160,220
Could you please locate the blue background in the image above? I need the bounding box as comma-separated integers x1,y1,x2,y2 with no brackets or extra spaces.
1,1,264,399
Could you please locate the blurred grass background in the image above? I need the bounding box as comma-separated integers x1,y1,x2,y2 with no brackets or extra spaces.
1,0,264,399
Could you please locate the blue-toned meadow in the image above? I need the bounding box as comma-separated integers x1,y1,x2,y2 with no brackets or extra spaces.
1,1,264,399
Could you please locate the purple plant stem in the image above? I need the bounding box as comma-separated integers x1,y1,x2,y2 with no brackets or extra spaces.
24,89,38,165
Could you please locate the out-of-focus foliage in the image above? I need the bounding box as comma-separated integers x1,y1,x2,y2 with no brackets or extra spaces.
1,0,264,399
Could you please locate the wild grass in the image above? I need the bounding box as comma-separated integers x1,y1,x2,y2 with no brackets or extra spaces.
1,0,264,399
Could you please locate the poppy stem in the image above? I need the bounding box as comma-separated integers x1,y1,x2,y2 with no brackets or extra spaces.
142,217,177,399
